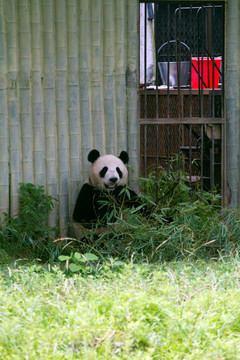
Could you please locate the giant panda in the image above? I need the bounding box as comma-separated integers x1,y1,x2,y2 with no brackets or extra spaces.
72,149,142,227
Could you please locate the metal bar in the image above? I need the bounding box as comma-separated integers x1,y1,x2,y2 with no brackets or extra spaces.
174,6,182,118
144,124,147,178
175,5,223,12
197,8,205,118
139,117,225,125
155,124,159,201
210,147,214,192
189,124,192,182
221,4,225,119
167,124,170,170
211,6,216,116
154,10,159,120
200,125,204,190
189,4,193,118
211,125,215,191
144,3,147,119
167,4,170,117
178,124,181,171
221,123,226,203
140,89,221,95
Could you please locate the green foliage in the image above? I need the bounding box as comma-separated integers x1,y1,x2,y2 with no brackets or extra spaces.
58,252,99,274
73,166,240,262
58,252,125,276
0,183,58,260
1,166,240,264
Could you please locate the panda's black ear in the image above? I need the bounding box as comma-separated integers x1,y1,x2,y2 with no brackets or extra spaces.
88,149,100,163
119,151,129,164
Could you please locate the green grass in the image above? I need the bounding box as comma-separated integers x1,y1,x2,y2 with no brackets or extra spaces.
1,179,240,358
0,256,240,359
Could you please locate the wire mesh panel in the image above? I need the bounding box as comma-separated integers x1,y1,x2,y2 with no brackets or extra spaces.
140,122,223,191
139,1,225,195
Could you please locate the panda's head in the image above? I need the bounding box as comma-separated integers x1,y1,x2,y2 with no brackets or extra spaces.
87,149,129,191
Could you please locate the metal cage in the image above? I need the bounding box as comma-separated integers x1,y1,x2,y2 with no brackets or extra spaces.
139,1,225,195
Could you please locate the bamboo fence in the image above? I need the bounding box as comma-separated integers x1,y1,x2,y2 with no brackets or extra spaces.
1,0,239,232
0,0,139,234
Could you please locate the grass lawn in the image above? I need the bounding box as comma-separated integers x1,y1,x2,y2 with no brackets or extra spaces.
0,255,240,359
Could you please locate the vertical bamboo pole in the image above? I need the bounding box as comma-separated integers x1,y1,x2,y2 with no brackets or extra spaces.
126,0,139,187
0,0,9,216
103,0,116,154
31,0,45,186
115,0,127,153
42,0,58,227
226,0,240,207
18,0,33,184
6,0,21,215
55,0,69,233
67,0,81,219
79,1,92,178
91,0,104,152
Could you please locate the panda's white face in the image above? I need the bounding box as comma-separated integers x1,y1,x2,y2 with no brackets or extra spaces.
88,154,128,191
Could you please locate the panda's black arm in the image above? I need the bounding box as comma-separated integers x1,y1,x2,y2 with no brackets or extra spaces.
72,183,98,224
113,186,142,208
125,188,144,208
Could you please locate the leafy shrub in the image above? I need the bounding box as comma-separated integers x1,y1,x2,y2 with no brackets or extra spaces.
58,252,125,277
59,252,99,274
0,183,58,260
72,167,240,262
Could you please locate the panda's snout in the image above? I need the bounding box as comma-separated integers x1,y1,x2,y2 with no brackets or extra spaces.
109,177,118,184
104,176,119,190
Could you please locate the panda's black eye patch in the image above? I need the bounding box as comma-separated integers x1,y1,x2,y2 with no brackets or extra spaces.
116,167,123,178
99,166,108,178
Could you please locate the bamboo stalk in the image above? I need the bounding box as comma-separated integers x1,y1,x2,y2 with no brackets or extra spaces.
225,0,240,207
67,0,81,219
79,1,92,178
126,0,139,187
55,0,69,234
0,0,9,216
115,0,127,153
19,0,33,184
42,0,58,227
31,0,45,186
6,0,21,215
91,0,104,152
103,0,116,154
